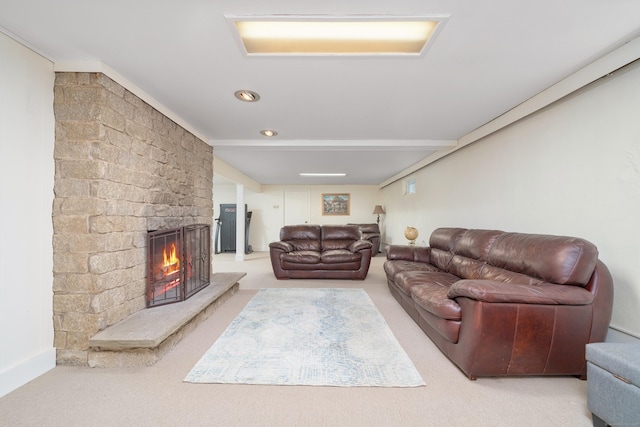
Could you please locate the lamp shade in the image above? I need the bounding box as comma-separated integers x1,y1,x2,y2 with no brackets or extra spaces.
372,205,385,215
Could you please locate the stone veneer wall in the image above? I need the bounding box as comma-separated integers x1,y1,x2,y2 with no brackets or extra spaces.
53,72,213,365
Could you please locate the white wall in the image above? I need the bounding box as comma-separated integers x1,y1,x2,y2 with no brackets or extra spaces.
0,32,56,397
382,60,640,339
214,184,382,252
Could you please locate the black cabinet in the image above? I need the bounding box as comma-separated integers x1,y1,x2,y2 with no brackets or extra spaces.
215,204,252,254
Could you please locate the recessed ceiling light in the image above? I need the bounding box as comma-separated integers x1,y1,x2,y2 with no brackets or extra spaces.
234,90,260,102
260,129,278,137
300,173,347,177
228,15,448,56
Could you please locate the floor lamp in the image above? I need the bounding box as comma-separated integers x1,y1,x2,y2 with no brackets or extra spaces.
372,205,385,225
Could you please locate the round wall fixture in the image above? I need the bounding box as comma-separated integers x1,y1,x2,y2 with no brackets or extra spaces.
234,90,260,102
260,129,278,137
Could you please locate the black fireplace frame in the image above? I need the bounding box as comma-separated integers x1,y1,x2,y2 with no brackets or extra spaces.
146,224,211,308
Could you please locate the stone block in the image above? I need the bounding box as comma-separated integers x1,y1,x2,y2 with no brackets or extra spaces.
55,103,101,122
103,127,132,151
107,92,134,119
63,86,104,105
59,121,102,141
53,215,89,234
125,295,146,314
54,139,92,160
53,330,67,348
91,180,131,202
123,247,145,269
134,105,153,129
91,287,126,313
61,311,101,333
100,107,126,132
181,138,195,154
56,349,88,366
106,200,136,216
92,140,124,165
131,263,146,281
89,215,126,234
53,252,89,274
125,118,148,141
88,251,119,274
98,74,125,97
102,232,134,252
123,90,145,109
55,72,78,86
54,294,92,314
88,348,158,368
104,163,136,185
66,331,91,350
150,146,167,163
95,269,125,292
152,116,170,136
53,273,98,293
58,159,106,179
53,233,105,254
123,216,147,232
125,280,146,301
105,302,132,326
54,178,91,198
57,196,107,215
77,73,92,85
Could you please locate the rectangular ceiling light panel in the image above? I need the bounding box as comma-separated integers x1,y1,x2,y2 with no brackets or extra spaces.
228,15,448,56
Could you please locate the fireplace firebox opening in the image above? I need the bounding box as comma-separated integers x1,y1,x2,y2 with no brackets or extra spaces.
147,224,211,308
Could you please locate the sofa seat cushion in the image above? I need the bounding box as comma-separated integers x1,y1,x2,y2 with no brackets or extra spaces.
384,260,441,281
281,250,321,264
411,281,462,321
321,249,361,264
395,270,459,299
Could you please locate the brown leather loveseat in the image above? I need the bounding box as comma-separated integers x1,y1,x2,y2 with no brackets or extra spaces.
384,227,614,379
269,224,373,279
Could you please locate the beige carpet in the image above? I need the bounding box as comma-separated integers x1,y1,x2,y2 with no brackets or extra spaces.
0,253,593,427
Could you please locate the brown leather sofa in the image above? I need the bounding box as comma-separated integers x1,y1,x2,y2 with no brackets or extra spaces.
384,227,614,380
270,224,373,279
348,223,381,255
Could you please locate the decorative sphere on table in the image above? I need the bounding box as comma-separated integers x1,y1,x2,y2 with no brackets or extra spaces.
404,227,419,245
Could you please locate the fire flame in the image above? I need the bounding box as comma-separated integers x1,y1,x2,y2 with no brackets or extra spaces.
162,243,180,276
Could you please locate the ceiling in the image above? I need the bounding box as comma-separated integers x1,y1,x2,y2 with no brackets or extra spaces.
2,1,640,186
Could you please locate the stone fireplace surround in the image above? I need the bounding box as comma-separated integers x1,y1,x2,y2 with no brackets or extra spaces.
53,72,219,366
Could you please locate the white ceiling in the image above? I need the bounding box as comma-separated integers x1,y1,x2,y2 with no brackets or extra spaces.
2,1,640,185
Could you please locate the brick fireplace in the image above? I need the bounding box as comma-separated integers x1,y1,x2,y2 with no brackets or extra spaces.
52,72,213,366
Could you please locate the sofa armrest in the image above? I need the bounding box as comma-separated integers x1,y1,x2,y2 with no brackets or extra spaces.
349,239,373,253
386,245,431,262
269,241,294,252
448,280,594,305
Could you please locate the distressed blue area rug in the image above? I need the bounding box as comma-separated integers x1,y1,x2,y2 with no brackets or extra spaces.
184,288,425,387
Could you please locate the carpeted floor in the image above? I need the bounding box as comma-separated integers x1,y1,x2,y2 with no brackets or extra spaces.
185,288,424,387
0,253,593,427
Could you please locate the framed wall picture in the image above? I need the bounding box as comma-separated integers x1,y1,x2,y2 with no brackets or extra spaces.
322,193,350,216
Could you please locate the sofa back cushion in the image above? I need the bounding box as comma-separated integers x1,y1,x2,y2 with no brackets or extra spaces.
448,229,503,279
280,225,322,251
429,228,466,270
322,225,361,250
485,232,598,286
354,223,380,234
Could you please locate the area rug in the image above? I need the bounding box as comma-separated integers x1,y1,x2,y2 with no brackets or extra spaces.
184,288,425,387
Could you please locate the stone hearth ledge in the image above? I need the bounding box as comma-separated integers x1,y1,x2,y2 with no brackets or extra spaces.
87,272,245,368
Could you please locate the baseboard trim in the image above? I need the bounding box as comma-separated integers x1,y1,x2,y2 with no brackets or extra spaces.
0,347,56,398
606,327,640,343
